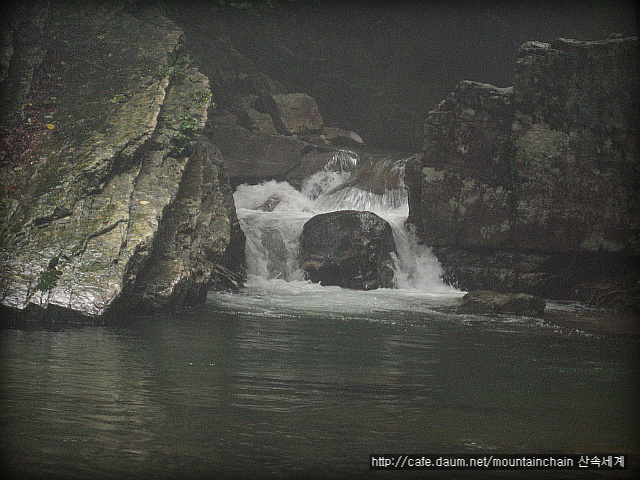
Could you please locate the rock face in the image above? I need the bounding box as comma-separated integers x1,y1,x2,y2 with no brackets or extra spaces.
164,6,365,188
0,3,244,319
409,36,639,300
123,137,245,311
457,290,546,316
0,1,49,127
299,210,396,290
205,122,347,189
259,93,324,135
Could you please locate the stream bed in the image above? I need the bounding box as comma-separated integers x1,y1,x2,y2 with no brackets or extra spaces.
1,149,638,479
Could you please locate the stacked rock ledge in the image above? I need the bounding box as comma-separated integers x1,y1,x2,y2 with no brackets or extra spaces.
408,35,639,307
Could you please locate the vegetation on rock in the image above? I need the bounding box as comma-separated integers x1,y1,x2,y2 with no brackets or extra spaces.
0,1,243,319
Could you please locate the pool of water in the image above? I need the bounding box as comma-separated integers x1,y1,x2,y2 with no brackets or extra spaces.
1,285,638,479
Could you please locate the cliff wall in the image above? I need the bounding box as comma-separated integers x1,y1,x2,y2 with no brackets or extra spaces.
409,36,639,304
0,2,244,320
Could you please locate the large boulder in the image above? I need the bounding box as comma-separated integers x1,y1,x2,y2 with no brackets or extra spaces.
258,93,323,135
123,137,245,311
0,3,244,320
407,80,515,248
299,210,396,290
241,108,278,135
409,36,640,300
205,122,349,188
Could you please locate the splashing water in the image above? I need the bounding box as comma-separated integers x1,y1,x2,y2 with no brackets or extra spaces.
233,150,458,294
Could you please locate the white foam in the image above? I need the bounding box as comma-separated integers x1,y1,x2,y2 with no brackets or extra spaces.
233,152,460,293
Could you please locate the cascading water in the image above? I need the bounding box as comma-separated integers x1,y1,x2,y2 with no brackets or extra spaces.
233,149,458,295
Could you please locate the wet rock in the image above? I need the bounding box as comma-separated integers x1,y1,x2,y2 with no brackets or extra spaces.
257,194,282,212
457,290,546,316
258,93,323,135
410,36,640,300
574,278,640,313
321,126,365,148
205,123,346,189
299,210,396,290
122,137,245,310
339,152,415,196
260,227,291,281
0,3,244,319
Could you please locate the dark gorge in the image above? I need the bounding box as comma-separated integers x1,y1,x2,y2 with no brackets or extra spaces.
1,3,639,479
1,0,637,319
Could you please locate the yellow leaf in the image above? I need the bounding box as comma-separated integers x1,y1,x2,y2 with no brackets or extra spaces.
45,123,55,130
139,200,149,205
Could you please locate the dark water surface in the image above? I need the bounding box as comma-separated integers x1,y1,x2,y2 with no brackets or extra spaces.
1,293,638,479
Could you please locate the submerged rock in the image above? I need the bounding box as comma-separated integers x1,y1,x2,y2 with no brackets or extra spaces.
257,194,282,212
457,290,546,316
299,210,396,290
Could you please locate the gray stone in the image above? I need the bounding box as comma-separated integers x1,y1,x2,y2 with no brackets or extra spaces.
123,137,245,310
0,4,244,319
205,123,345,189
457,290,546,316
259,93,324,135
410,36,640,300
241,108,277,134
299,210,396,290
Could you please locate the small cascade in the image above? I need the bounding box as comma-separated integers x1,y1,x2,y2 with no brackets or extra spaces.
233,149,456,292
234,181,312,282
314,153,418,212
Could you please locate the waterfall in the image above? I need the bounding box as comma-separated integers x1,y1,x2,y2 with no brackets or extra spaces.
233,150,456,292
